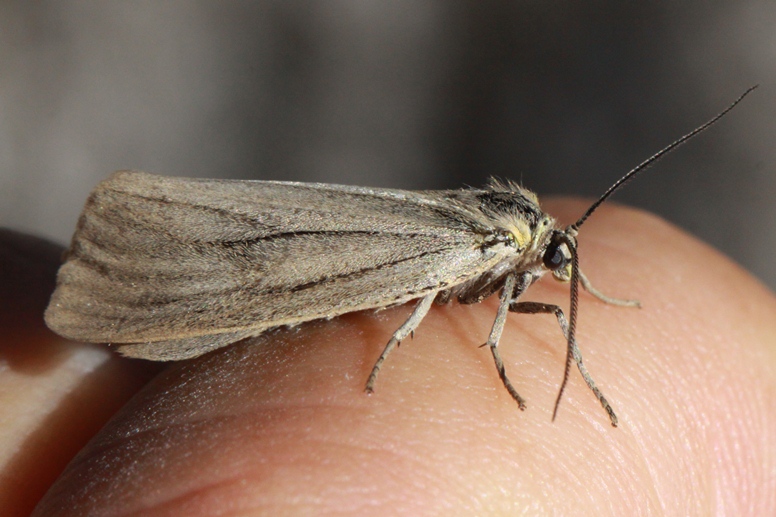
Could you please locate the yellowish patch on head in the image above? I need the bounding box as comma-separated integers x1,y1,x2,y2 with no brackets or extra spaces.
552,262,572,282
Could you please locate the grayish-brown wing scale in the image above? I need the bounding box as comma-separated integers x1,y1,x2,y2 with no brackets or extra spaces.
45,171,508,359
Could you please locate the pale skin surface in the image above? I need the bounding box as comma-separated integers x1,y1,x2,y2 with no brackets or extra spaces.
2,200,774,516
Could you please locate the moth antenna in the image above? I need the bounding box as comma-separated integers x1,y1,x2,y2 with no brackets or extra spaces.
571,85,758,232
552,234,579,422
555,86,756,423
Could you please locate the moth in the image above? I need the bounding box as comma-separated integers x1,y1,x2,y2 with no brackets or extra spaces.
45,87,755,427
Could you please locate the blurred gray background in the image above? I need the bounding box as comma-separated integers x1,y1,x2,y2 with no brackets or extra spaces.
1,2,774,290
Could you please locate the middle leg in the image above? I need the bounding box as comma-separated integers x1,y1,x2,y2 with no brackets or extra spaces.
509,301,618,427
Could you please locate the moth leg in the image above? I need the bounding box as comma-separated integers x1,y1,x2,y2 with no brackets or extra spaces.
365,293,435,394
580,269,640,308
483,273,527,410
508,301,618,427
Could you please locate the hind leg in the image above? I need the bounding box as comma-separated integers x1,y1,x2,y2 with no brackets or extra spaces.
365,293,435,394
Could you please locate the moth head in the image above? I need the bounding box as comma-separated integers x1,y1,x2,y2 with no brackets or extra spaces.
542,229,574,282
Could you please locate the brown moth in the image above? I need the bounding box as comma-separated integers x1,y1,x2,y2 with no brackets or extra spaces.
45,87,756,426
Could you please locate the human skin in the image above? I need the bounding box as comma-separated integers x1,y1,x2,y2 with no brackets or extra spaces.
2,200,774,516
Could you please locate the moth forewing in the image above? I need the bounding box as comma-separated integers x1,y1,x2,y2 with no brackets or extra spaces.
44,171,517,351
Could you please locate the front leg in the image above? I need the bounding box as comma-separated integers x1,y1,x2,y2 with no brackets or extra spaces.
580,270,640,308
509,301,618,427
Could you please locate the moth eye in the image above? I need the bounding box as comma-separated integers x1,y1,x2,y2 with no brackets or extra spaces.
542,240,567,271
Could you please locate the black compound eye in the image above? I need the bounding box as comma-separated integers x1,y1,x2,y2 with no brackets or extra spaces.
543,237,568,271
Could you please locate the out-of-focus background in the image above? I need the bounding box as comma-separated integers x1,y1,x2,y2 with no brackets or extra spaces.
1,2,774,289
